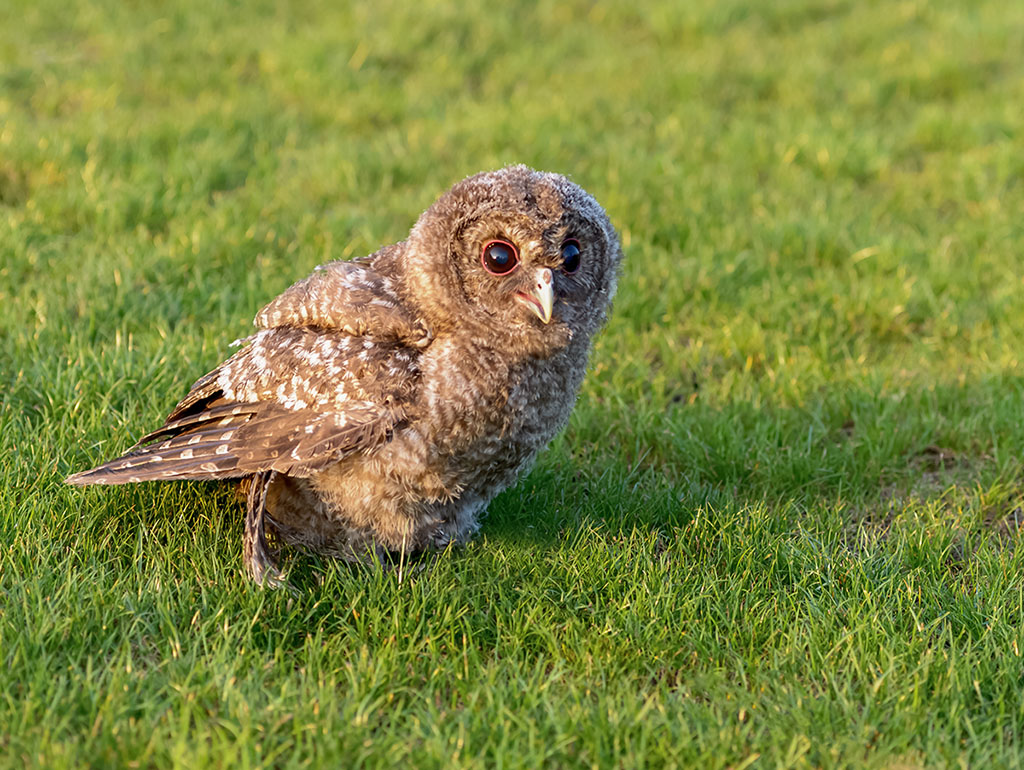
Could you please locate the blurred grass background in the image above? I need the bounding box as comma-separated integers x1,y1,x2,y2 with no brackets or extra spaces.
3,0,1024,767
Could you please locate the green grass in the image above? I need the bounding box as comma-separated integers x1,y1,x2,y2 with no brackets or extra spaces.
3,0,1024,766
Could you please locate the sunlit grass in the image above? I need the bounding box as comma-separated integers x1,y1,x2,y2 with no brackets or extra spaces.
3,0,1024,766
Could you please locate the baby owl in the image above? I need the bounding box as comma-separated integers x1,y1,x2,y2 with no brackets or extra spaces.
67,165,623,585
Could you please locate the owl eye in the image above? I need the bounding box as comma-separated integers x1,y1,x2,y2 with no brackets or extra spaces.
561,239,582,274
481,239,520,275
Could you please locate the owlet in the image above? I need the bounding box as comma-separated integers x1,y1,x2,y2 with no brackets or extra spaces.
67,165,623,585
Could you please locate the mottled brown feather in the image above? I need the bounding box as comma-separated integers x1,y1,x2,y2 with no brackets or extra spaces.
254,251,431,347
68,300,420,485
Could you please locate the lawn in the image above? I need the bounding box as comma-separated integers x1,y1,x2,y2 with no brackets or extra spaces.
3,0,1024,766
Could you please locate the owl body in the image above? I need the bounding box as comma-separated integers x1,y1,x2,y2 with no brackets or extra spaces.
67,166,622,584
265,296,590,560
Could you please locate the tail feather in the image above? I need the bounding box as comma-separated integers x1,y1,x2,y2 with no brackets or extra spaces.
66,417,258,487
66,440,246,485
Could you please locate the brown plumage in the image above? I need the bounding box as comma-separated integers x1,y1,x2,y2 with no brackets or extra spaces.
67,165,623,585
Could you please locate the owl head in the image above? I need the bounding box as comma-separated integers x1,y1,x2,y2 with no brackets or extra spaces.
399,165,623,356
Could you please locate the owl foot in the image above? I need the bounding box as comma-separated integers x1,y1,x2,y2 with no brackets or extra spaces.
243,471,289,589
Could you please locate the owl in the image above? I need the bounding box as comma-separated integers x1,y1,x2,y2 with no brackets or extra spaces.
67,165,623,586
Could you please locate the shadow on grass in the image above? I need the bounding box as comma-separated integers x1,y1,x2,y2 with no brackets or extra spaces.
488,372,1024,563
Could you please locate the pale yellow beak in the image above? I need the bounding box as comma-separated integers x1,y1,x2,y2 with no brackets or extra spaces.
516,267,554,324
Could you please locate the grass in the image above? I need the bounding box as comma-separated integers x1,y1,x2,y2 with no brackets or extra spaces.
3,0,1024,766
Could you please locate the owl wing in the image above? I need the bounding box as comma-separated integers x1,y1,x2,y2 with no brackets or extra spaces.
66,260,425,486
254,252,431,347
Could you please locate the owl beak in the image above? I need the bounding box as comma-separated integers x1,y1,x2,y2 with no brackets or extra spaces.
516,267,554,324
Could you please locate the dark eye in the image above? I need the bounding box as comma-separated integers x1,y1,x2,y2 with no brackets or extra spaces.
561,239,582,273
481,239,519,275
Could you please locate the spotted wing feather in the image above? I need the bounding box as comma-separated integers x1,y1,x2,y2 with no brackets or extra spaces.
254,252,431,347
66,324,419,486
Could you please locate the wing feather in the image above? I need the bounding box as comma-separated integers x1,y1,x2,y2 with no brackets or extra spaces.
253,253,431,347
67,316,420,486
